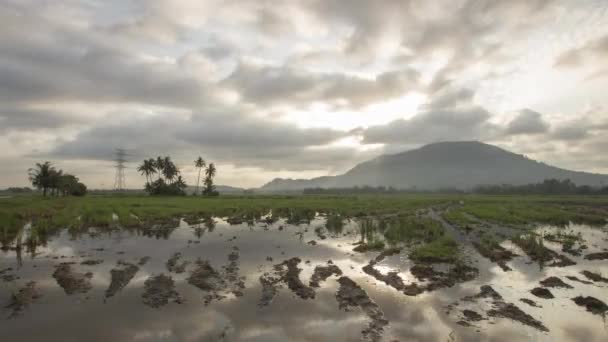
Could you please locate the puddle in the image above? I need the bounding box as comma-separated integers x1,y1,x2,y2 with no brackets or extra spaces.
1,216,607,341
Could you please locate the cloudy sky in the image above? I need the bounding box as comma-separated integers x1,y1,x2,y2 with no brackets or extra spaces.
2,0,608,189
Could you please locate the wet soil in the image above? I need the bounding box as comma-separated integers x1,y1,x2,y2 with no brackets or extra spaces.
459,285,549,332
539,276,573,289
105,261,139,298
520,298,542,308
336,276,388,342
462,309,484,322
187,259,226,304
512,239,576,267
572,296,608,316
584,252,608,260
142,274,183,308
80,259,103,265
580,270,608,283
309,262,342,288
166,252,189,273
222,247,246,297
410,263,478,292
279,257,315,300
5,282,40,318
487,303,549,332
473,242,517,271
531,287,554,299
565,275,593,285
52,263,93,295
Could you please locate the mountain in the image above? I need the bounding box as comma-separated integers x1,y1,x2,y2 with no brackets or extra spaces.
260,141,608,191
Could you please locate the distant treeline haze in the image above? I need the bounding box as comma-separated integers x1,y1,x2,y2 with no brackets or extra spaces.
303,179,608,195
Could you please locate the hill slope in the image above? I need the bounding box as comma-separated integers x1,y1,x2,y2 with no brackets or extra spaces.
260,141,608,191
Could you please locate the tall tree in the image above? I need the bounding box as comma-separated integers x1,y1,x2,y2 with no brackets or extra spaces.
203,163,217,195
28,161,55,197
137,159,156,185
162,156,178,183
154,156,165,181
194,157,206,195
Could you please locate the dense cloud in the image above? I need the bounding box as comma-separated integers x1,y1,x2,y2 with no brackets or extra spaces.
1,0,608,188
505,109,550,135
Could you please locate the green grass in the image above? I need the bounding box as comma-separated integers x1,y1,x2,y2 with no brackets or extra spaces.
410,235,459,263
1,193,607,250
383,216,444,245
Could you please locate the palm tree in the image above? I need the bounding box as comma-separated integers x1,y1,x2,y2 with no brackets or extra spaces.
162,156,178,183
203,163,217,195
194,157,206,195
155,156,165,181
49,169,63,196
175,175,187,191
137,159,156,185
206,163,216,179
28,161,55,197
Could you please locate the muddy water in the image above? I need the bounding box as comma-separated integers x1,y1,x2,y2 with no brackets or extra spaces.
1,216,607,342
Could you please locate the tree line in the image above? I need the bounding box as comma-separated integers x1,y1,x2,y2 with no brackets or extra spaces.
472,178,608,195
28,162,87,197
303,179,608,195
137,156,218,196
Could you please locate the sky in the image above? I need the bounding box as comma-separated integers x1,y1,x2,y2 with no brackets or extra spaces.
1,0,608,189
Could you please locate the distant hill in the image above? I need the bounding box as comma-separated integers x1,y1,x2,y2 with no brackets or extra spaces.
260,141,608,191
186,184,246,195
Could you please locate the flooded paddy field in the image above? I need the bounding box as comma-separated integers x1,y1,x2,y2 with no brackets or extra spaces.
1,195,608,341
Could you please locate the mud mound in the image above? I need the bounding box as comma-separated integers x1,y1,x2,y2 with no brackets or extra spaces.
512,238,575,268
584,252,608,261
488,303,549,332
336,276,388,342
166,252,189,273
520,298,541,308
188,259,226,304
462,309,484,322
473,242,517,271
580,270,608,283
105,262,139,298
539,276,572,289
565,275,593,285
142,274,182,308
281,257,315,300
411,263,478,292
530,287,554,299
458,286,548,332
222,248,246,297
309,262,342,288
6,282,40,318
572,296,608,315
188,249,246,304
80,259,103,265
52,263,93,295
258,257,316,306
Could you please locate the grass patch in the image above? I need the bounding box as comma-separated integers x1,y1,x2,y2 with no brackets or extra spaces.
410,236,459,263
383,216,444,245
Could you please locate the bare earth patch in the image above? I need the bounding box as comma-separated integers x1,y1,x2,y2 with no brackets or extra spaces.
52,263,93,295
142,274,183,308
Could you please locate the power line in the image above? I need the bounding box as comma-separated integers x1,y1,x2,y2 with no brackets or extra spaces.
113,148,129,191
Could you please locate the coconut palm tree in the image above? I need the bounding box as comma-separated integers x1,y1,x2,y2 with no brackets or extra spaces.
162,156,179,183
155,156,165,181
203,163,217,195
28,161,55,197
137,159,156,185
206,163,216,179
194,157,206,195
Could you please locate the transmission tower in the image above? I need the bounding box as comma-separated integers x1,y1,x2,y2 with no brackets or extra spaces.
113,148,128,191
